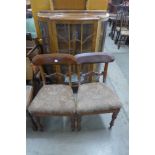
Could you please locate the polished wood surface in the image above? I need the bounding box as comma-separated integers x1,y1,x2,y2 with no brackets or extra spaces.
38,10,109,21
87,0,108,10
75,52,115,64
32,53,77,65
40,10,107,13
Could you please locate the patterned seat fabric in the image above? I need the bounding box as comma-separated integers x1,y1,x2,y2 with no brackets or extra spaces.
77,83,121,113
26,85,33,108
28,84,76,114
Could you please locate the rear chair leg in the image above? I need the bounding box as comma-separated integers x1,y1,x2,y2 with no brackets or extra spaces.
36,117,44,131
77,114,81,131
109,109,120,129
71,115,75,131
115,31,120,44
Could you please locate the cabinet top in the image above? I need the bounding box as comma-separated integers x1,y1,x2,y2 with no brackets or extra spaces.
38,10,109,21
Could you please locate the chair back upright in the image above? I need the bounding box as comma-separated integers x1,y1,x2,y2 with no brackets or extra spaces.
32,53,77,86
75,52,115,84
120,10,129,30
115,3,129,30
26,57,33,81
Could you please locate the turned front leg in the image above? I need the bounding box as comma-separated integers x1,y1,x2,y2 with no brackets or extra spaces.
109,109,120,129
27,111,38,131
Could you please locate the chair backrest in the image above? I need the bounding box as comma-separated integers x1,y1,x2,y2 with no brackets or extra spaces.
32,53,77,86
75,52,115,83
120,10,129,30
115,5,129,29
115,2,129,18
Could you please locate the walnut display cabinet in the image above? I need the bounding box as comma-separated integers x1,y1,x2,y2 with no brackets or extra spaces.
38,10,109,55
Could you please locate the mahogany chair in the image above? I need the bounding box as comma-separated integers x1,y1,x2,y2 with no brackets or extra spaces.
28,53,77,131
109,7,123,40
75,52,121,130
109,3,129,40
114,10,129,49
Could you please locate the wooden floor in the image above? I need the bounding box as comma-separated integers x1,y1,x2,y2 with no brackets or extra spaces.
26,25,129,155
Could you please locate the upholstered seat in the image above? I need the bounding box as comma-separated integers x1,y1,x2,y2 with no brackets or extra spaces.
120,30,129,36
28,84,76,114
77,83,121,113
26,85,33,108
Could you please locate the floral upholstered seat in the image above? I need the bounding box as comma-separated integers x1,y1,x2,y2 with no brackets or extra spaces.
77,83,121,113
28,84,76,114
